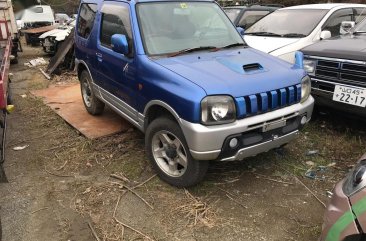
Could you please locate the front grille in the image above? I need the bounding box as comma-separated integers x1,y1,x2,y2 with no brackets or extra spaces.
314,58,366,87
235,84,301,119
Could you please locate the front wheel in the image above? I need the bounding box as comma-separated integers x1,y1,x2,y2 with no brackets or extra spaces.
146,116,209,187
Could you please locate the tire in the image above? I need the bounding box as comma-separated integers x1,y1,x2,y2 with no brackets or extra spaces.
80,71,105,115
145,116,209,187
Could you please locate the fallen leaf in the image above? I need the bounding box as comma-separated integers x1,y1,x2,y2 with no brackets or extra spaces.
13,145,29,151
306,161,315,166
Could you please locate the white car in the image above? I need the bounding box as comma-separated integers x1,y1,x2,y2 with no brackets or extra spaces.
39,20,76,54
15,5,55,30
244,4,366,63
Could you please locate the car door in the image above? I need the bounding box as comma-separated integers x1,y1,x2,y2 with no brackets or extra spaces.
75,2,99,85
322,8,354,37
96,1,137,120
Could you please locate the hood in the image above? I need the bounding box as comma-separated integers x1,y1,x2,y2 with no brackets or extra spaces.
244,35,301,53
302,34,366,61
153,48,305,97
39,27,72,40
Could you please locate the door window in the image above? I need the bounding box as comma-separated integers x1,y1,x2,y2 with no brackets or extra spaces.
77,3,97,39
100,3,133,53
323,9,353,37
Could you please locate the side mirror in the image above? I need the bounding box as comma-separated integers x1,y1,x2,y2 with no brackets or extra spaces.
340,21,355,34
236,27,245,36
320,30,331,40
111,34,129,55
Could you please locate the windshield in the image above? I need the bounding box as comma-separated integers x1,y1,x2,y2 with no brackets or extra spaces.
246,9,328,37
137,2,244,56
224,8,242,22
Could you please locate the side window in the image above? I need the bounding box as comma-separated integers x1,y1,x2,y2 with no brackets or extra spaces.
323,9,353,37
238,10,269,29
355,8,366,24
100,3,133,52
77,3,97,39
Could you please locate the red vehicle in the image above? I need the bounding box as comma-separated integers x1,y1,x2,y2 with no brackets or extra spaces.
320,153,366,241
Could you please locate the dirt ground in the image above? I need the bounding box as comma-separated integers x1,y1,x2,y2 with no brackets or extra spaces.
1,42,366,241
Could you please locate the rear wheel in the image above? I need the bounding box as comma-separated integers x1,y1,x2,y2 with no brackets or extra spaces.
80,71,105,115
146,116,209,187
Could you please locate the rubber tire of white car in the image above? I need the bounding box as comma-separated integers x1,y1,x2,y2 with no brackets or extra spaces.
80,70,105,115
145,116,209,187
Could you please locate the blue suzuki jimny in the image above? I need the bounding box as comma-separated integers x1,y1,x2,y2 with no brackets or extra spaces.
75,0,314,187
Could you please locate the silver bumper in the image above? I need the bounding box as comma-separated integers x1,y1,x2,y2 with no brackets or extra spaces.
180,96,314,161
220,130,299,161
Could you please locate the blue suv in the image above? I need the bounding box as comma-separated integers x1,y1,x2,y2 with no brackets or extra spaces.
75,0,314,187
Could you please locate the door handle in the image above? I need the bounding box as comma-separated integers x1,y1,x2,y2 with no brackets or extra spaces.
96,53,103,62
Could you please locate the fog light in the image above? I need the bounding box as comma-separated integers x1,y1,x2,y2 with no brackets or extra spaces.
301,116,307,125
229,138,238,148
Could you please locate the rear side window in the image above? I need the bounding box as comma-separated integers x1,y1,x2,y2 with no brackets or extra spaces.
100,3,133,50
77,3,97,39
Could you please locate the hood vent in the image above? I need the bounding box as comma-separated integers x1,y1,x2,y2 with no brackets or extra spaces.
243,63,263,72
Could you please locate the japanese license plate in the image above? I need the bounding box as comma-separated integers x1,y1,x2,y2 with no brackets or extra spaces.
262,119,286,132
333,85,366,107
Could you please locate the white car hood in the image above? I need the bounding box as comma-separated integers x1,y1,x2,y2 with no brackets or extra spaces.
244,36,301,53
39,26,73,41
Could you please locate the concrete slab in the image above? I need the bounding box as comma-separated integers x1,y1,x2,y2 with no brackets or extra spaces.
31,84,131,139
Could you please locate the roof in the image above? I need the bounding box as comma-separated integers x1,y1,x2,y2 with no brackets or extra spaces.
283,3,366,10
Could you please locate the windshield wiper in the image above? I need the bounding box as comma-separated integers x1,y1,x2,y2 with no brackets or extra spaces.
222,43,246,49
353,31,366,34
245,31,281,37
211,43,246,52
168,46,217,57
282,33,306,38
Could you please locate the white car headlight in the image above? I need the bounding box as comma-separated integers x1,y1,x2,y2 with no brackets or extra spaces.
201,96,236,125
301,76,311,103
303,59,316,75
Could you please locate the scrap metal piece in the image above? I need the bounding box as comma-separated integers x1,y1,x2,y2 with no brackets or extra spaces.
46,29,75,75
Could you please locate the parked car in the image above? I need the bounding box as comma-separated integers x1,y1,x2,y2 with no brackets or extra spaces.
75,0,314,187
15,5,55,30
244,4,366,64
223,5,280,30
55,13,71,24
40,20,76,54
302,18,366,117
320,153,366,241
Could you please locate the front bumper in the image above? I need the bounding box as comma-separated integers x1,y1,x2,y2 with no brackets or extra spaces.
311,78,366,117
180,96,314,161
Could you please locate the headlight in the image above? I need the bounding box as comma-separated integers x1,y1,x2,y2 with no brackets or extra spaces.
301,76,311,103
303,59,316,75
201,96,236,125
343,159,366,196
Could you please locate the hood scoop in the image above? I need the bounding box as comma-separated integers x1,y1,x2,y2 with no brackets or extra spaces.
216,56,266,74
243,63,263,72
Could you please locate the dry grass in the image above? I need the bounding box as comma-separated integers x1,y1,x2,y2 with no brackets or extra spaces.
173,189,218,228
